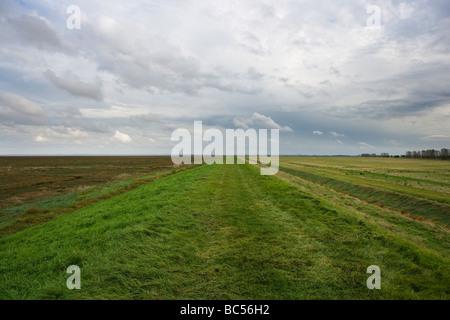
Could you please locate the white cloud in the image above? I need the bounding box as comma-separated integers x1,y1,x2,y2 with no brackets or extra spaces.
113,130,132,143
330,131,345,137
234,112,293,132
34,126,89,142
313,130,323,135
35,135,49,142
422,135,450,141
81,106,148,119
358,142,373,148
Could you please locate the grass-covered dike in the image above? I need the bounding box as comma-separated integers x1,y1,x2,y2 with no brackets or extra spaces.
0,161,448,299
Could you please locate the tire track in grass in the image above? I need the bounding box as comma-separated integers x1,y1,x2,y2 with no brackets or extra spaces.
191,164,323,299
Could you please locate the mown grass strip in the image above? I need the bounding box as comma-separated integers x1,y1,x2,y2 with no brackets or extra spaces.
280,166,450,228
276,168,450,259
284,162,450,204
290,161,450,188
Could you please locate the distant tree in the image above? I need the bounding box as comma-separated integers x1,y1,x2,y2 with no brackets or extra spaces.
405,148,449,160
361,153,377,157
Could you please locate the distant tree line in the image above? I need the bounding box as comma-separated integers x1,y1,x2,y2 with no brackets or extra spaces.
360,148,449,159
361,153,391,157
405,148,449,159
361,153,378,157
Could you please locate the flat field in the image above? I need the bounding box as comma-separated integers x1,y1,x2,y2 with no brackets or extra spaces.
0,157,448,299
0,156,193,235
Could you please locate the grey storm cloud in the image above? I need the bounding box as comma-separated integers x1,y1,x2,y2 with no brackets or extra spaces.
0,92,46,125
82,17,202,94
0,15,70,53
354,99,445,119
45,70,103,101
0,0,449,155
80,16,264,95
0,0,17,17
81,121,110,133
329,63,450,120
327,97,448,121
50,107,110,134
130,113,162,124
58,106,83,117
59,117,111,133
383,0,450,42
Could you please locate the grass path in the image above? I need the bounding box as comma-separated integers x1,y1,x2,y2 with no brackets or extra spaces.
0,164,449,299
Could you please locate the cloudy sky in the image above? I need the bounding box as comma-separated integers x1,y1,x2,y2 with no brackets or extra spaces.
0,0,449,155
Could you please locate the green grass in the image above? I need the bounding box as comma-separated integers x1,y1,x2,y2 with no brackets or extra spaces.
283,162,450,204
0,163,448,299
282,158,450,203
0,156,195,235
279,166,450,227
277,168,450,259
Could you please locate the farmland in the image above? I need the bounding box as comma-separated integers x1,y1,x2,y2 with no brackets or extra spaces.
278,157,450,259
0,157,449,299
0,156,194,235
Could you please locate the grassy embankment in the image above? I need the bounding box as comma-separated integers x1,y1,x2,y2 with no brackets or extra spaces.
0,162,448,299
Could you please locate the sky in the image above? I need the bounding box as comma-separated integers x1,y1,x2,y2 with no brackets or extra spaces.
0,0,449,155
